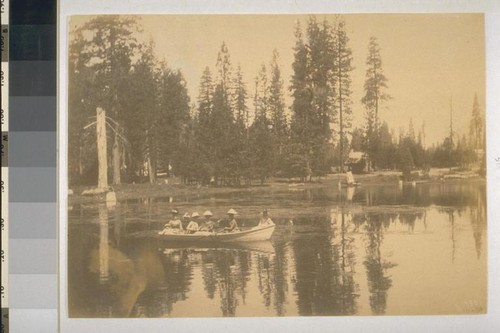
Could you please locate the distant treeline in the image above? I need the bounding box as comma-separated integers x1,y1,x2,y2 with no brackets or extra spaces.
68,16,485,186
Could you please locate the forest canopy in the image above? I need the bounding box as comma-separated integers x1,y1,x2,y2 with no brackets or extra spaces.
68,15,485,187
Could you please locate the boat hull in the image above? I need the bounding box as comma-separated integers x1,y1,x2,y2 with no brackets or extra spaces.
158,225,275,242
341,182,361,187
160,240,275,254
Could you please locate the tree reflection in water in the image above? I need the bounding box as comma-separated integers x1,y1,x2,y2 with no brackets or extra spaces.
68,182,486,317
139,248,194,316
253,245,289,316
69,204,166,318
209,249,255,316
437,184,486,262
398,211,425,233
270,243,290,316
333,210,359,315
362,213,396,315
151,242,296,316
236,250,252,305
291,211,359,316
201,251,217,299
256,253,273,309
215,250,238,316
470,185,486,259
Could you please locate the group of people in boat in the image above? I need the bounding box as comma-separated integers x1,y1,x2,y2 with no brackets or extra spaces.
160,208,274,235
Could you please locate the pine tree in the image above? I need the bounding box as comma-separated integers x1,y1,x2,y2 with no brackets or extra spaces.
212,42,237,183
70,16,141,185
289,18,336,180
198,67,214,130
233,65,249,128
420,121,426,148
268,50,287,136
268,50,288,175
155,66,191,178
254,64,269,119
361,36,391,171
332,18,354,172
176,111,200,184
469,94,484,150
289,20,313,180
196,67,215,182
216,42,232,99
68,28,95,185
377,122,397,170
232,64,250,184
307,18,335,177
124,41,158,183
249,106,273,185
248,64,273,183
408,118,415,142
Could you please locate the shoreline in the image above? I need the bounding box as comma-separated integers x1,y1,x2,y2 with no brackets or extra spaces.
67,170,485,205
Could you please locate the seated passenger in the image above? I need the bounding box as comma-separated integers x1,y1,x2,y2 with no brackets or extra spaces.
218,216,229,230
186,212,200,234
257,209,274,228
162,209,183,234
181,212,191,230
200,210,217,232
224,208,240,233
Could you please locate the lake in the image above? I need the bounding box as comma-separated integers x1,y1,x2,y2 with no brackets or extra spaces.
67,181,486,317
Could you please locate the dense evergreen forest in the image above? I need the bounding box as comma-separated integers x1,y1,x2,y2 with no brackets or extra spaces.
68,16,485,187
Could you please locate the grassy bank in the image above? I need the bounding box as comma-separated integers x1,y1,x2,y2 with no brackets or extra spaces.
68,169,485,205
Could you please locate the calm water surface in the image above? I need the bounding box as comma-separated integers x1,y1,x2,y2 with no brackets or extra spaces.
68,182,486,317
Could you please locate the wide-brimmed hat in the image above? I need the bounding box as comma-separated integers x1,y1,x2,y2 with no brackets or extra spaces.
171,209,179,214
227,208,238,215
183,213,190,218
203,210,213,217
191,212,200,218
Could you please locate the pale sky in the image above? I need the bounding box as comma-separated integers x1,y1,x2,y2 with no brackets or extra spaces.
70,14,485,146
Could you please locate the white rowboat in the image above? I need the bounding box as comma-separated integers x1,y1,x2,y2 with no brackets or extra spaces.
158,225,275,242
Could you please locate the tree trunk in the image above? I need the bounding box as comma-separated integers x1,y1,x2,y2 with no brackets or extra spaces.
145,128,157,184
96,107,108,189
338,46,344,173
98,204,109,282
78,138,84,177
147,155,156,184
112,132,121,185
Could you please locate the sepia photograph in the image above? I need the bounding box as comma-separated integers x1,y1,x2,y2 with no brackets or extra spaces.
66,14,486,318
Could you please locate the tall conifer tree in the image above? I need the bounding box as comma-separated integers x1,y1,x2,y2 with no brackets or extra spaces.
361,36,390,170
332,18,353,172
469,94,484,150
268,50,288,175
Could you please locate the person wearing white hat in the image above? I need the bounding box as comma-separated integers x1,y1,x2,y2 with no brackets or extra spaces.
225,208,240,232
200,210,217,232
186,212,200,234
